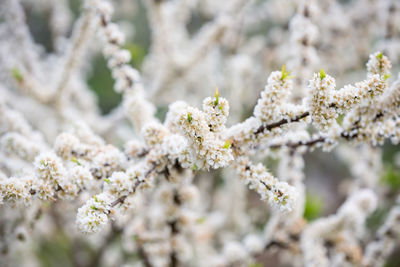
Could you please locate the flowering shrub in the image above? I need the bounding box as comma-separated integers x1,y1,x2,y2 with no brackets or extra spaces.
0,0,400,266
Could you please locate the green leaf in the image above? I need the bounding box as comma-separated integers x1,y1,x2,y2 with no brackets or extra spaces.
104,178,110,184
280,64,292,81
187,113,192,123
383,73,391,81
376,52,383,60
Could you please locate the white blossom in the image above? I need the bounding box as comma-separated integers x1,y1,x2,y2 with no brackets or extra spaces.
76,192,113,234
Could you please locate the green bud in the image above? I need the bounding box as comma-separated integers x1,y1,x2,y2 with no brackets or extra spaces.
319,68,326,80
214,86,219,106
71,157,81,165
223,140,231,149
192,164,198,171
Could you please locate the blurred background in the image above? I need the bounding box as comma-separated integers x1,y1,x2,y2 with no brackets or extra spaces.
3,0,400,266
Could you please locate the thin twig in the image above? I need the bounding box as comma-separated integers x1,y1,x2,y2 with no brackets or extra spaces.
269,136,326,149
253,111,310,136
110,163,157,208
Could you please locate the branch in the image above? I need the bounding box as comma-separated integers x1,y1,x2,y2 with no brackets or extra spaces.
253,111,310,136
269,136,326,149
53,9,94,109
267,131,360,150
168,189,181,267
137,241,154,267
87,224,122,267
110,163,157,208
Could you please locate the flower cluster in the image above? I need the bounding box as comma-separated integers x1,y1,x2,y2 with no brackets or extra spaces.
235,156,298,213
76,192,113,234
169,92,234,170
254,68,297,122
